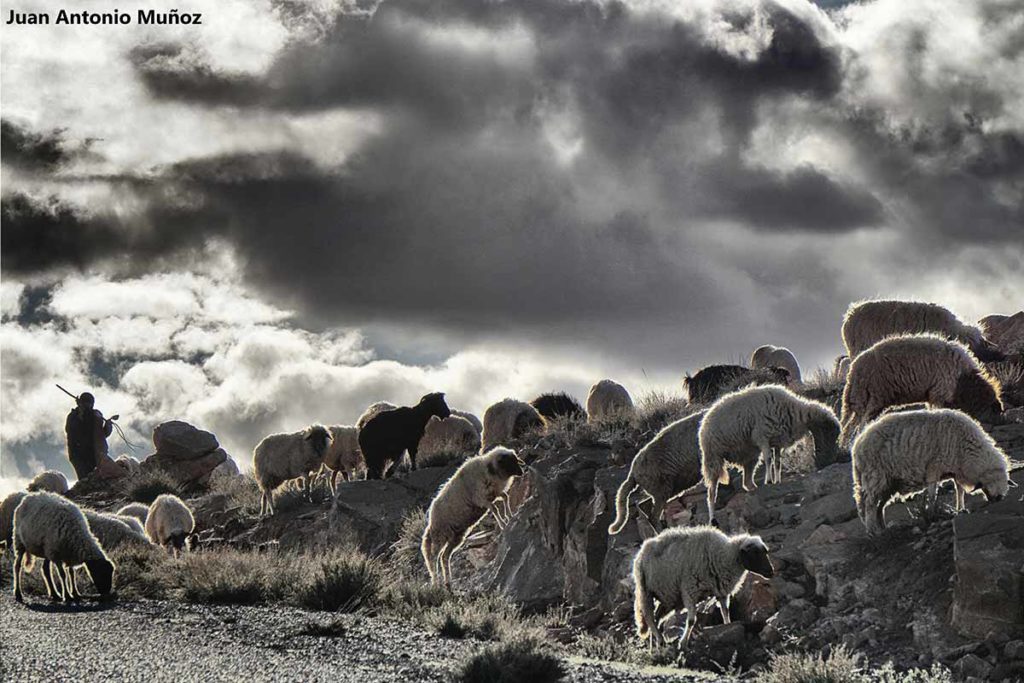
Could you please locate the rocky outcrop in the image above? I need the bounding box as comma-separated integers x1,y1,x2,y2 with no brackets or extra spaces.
141,421,228,487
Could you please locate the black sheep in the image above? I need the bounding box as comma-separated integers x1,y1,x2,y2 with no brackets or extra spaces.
529,392,586,422
684,365,789,405
358,392,451,479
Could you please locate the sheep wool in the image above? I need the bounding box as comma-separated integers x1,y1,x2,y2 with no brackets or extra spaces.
115,455,142,475
145,494,195,555
632,526,774,647
322,425,363,494
421,446,525,588
609,410,706,535
358,393,451,478
684,365,789,405
481,398,544,451
1,490,28,548
356,401,397,430
117,502,150,527
839,335,1003,446
253,424,334,515
750,345,802,383
26,470,69,495
700,385,840,525
529,392,587,422
842,299,1004,362
84,510,153,551
417,415,481,463
851,409,1012,535
12,491,115,602
586,379,634,422
450,410,483,436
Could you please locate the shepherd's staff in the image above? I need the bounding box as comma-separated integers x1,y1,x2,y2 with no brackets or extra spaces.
56,384,140,452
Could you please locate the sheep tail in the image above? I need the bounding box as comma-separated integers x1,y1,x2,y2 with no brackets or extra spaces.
634,567,650,638
421,532,435,584
608,475,638,535
702,450,729,487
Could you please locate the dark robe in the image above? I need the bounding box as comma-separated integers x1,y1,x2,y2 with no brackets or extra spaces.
65,408,112,479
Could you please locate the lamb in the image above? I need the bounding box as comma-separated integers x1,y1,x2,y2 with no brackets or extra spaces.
632,526,774,647
421,446,525,589
481,398,544,451
609,410,706,535
358,393,451,478
842,299,1004,362
1,491,28,548
839,335,1004,446
684,365,789,405
356,401,397,430
750,345,802,384
529,392,586,422
84,510,152,551
253,424,334,515
417,415,481,464
117,502,150,527
11,491,115,602
26,470,69,494
851,409,1014,535
451,410,483,435
145,494,195,555
700,385,841,525
321,425,363,494
586,379,634,422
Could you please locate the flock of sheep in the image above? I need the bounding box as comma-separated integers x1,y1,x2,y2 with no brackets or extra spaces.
2,298,1020,652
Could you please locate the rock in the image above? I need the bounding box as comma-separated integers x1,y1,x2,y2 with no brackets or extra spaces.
735,576,777,624
702,622,746,647
954,653,993,680
152,421,219,460
93,454,129,480
760,623,782,645
800,491,858,526
208,457,241,482
771,599,819,630
952,511,1024,639
1005,640,1024,660
143,448,227,487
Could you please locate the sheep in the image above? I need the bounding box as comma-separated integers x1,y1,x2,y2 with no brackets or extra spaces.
529,392,586,422
115,455,142,475
145,494,195,556
750,345,802,384
26,470,69,494
358,393,451,478
84,510,152,551
842,299,1005,362
833,355,851,382
451,409,483,435
851,409,1014,535
586,379,634,422
321,425,363,495
421,446,525,589
632,526,774,647
1,491,28,548
481,398,544,451
839,335,1004,446
356,401,397,430
684,365,789,405
117,502,149,527
11,491,115,603
253,424,334,515
701,385,841,525
609,410,706,535
417,415,482,465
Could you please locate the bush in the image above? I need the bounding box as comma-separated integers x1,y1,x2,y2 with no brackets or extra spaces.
207,474,261,515
170,548,285,605
122,469,182,504
455,636,566,683
389,509,429,580
295,552,382,612
761,646,861,683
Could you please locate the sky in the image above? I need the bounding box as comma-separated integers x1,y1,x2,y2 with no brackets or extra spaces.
2,0,1022,493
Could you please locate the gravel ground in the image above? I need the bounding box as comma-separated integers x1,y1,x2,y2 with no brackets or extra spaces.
0,594,719,682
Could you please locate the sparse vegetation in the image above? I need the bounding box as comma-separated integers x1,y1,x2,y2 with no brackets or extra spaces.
295,618,348,638
295,552,381,612
417,450,466,469
760,647,862,683
455,635,566,683
390,508,429,579
122,469,183,504
207,473,261,514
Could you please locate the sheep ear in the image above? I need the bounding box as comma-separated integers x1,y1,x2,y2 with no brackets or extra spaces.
428,415,441,424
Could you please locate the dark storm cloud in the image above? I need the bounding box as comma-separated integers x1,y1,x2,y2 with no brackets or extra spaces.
1,120,84,172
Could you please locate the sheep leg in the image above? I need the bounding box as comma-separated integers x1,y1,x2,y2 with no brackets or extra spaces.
438,544,454,591
680,595,698,647
13,548,25,602
488,503,507,528
329,470,339,497
706,485,719,526
41,559,62,602
491,495,509,525
648,498,666,531
64,565,81,601
741,463,757,491
500,495,513,522
717,596,731,624
954,482,966,512
762,447,773,487
637,587,663,649
304,473,314,502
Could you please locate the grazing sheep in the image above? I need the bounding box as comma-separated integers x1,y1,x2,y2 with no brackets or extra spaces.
84,510,152,551
842,299,1005,362
421,446,525,589
587,379,634,422
609,411,706,535
145,494,195,556
750,345,802,384
358,393,451,479
839,335,1004,446
253,424,334,515
115,455,142,475
356,401,397,430
530,392,586,422
451,410,483,435
1,491,28,548
26,470,69,495
117,502,149,527
701,385,841,525
684,365,789,405
417,415,482,464
481,398,544,451
633,526,774,647
12,491,115,602
852,409,1013,535
833,355,851,382
321,425,363,495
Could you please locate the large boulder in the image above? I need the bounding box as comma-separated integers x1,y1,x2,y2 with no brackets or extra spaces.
142,421,227,487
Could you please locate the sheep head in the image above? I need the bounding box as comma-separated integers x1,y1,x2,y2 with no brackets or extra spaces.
304,424,334,457
85,557,115,596
808,414,842,468
737,537,774,579
488,447,525,477
419,392,451,419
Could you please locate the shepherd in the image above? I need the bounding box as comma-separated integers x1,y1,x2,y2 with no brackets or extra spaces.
64,391,114,479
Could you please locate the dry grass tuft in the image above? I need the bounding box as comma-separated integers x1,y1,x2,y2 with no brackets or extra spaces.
455,635,566,683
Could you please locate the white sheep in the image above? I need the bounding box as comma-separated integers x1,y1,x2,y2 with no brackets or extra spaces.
356,401,397,430
750,345,802,384
321,425,363,495
700,385,841,525
481,398,544,451
145,494,195,555
839,335,1004,446
586,379,634,422
842,299,1004,361
252,424,333,516
421,446,525,589
633,526,774,647
115,455,142,475
26,470,69,495
609,410,706,535
117,502,149,527
84,509,153,551
451,409,483,435
418,415,482,464
11,491,115,602
852,408,1014,535
1,490,28,548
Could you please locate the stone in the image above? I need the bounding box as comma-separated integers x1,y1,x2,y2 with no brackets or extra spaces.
702,622,746,647
152,420,219,459
143,447,227,487
800,491,858,526
735,576,778,624
952,511,1024,639
760,623,782,645
954,653,993,680
208,457,241,482
1005,640,1024,660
